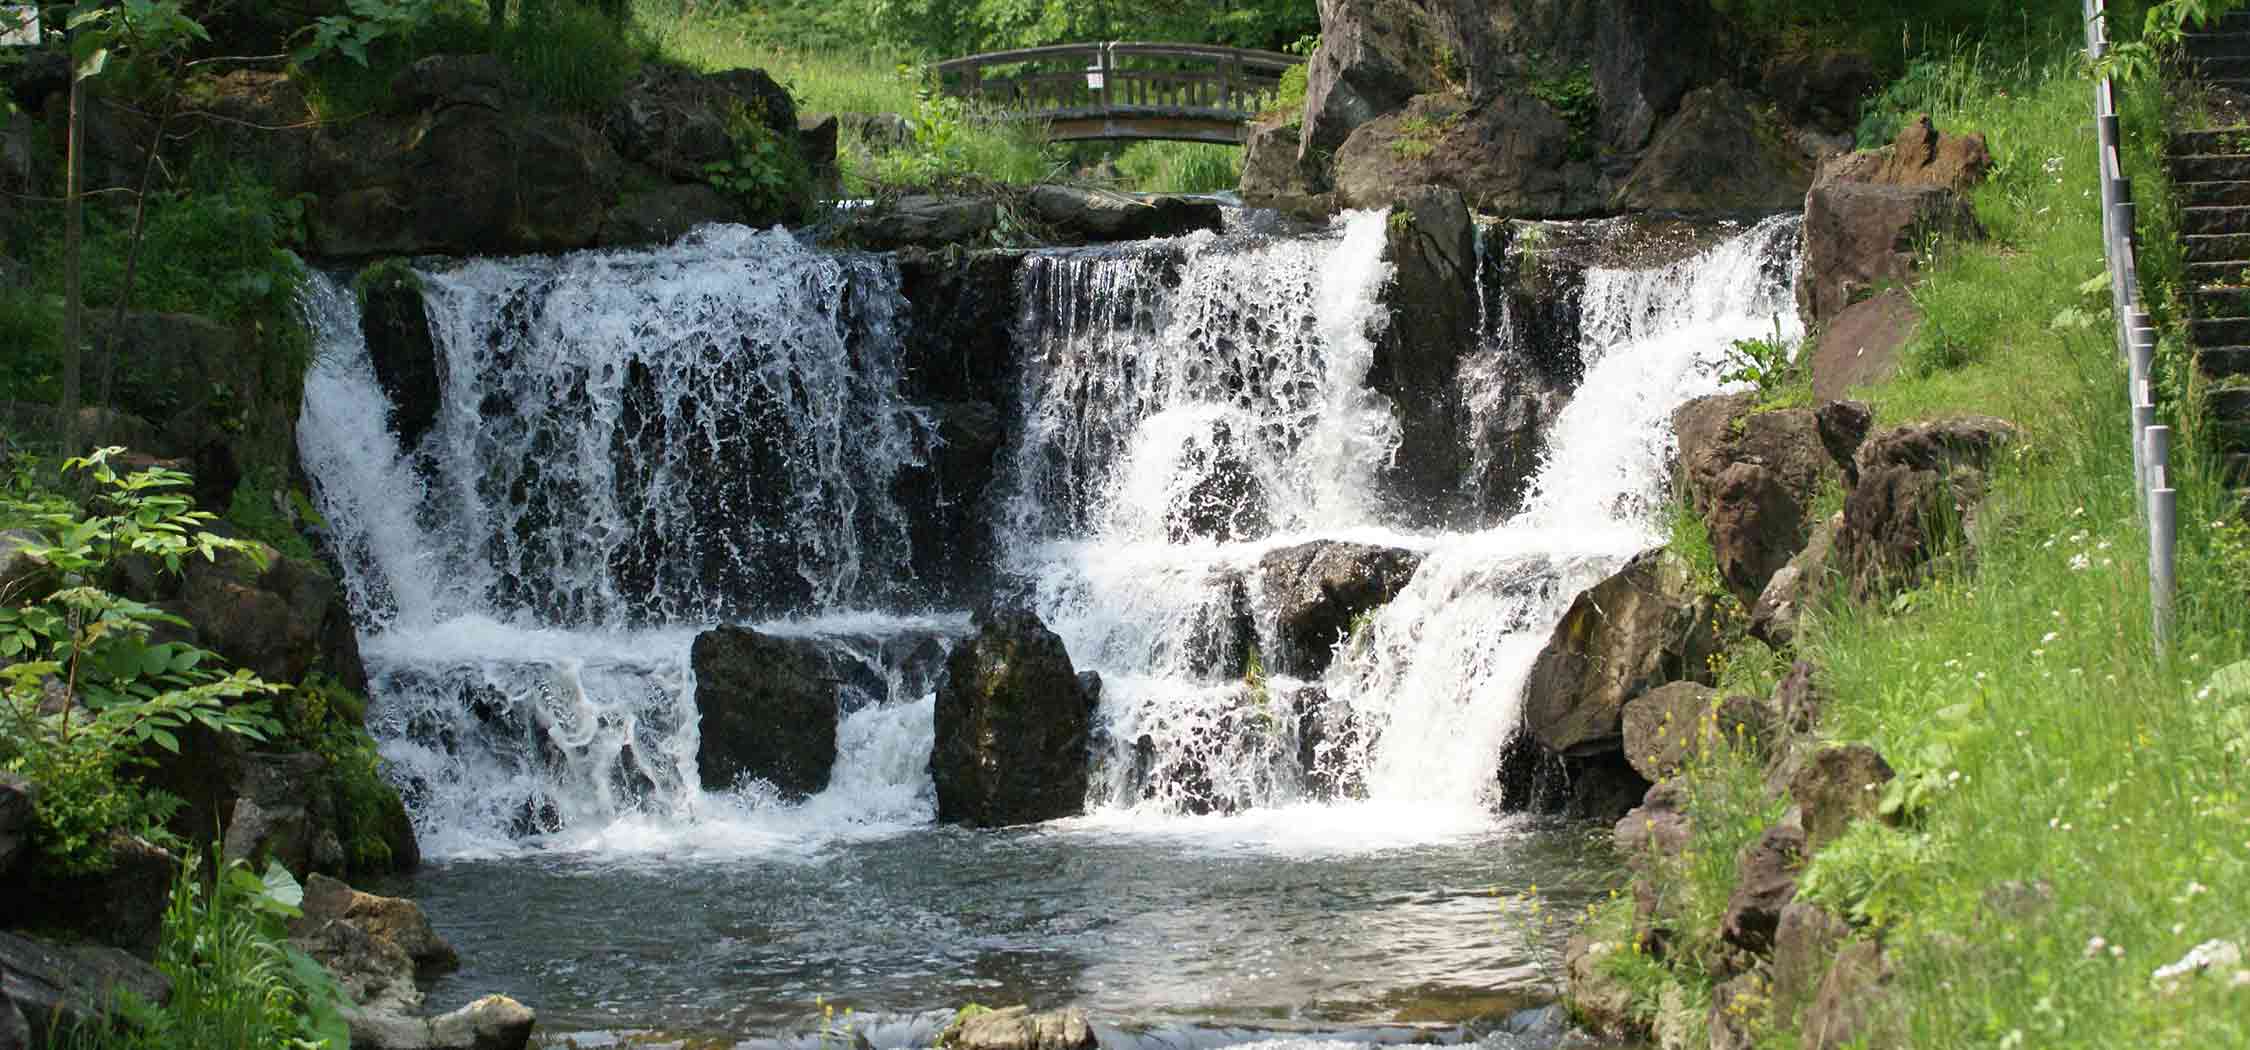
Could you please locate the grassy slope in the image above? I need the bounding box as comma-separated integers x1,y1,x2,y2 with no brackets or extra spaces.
1589,38,2250,1050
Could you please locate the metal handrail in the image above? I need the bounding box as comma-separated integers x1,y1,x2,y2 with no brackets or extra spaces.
2086,0,2179,648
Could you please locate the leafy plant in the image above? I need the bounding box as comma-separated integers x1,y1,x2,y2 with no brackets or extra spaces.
1719,317,1800,399
0,449,282,872
296,0,449,68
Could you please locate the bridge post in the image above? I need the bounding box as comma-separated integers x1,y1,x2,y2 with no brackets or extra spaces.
1099,43,1115,111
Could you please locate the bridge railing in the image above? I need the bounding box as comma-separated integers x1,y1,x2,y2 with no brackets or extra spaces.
2084,0,2179,649
934,42,1301,127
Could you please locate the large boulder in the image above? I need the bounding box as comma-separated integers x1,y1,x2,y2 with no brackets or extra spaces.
1240,119,1327,203
1750,511,1841,648
223,751,346,876
347,995,537,1050
1588,0,1730,155
1822,114,1993,193
596,183,748,247
1620,681,1717,782
691,627,841,798
1024,186,1222,244
1772,900,1853,1022
606,64,800,189
1804,939,1899,1050
1255,541,1426,675
1300,0,1451,161
0,930,171,1048
1613,779,1692,866
1672,393,1847,608
1521,549,1726,756
1333,93,1600,216
1797,180,1979,328
1810,289,1919,400
1613,84,1813,215
297,874,460,979
1761,50,1879,137
1720,814,1806,953
1835,416,2017,600
839,195,998,250
930,609,1099,827
1372,186,1479,516
175,544,358,686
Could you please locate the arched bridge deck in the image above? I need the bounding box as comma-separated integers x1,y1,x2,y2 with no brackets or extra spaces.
933,43,1304,145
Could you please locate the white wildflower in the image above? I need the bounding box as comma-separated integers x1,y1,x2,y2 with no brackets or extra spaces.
2070,553,2091,571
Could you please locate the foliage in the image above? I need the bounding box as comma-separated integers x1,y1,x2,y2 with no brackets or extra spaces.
295,0,451,68
276,673,402,874
65,849,355,1049
0,450,282,872
0,286,64,405
496,0,654,111
297,0,648,114
65,0,210,84
706,99,814,215
1719,319,1801,400
864,77,1058,189
1618,732,1785,981
225,472,319,563
1524,64,1597,160
1112,141,1241,194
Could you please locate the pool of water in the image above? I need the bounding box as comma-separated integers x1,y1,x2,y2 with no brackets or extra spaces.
394,808,1617,1043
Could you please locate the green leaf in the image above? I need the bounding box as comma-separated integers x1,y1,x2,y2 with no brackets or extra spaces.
147,727,180,753
260,860,305,911
74,46,110,81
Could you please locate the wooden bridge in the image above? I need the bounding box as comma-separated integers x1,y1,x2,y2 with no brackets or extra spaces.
933,43,1303,145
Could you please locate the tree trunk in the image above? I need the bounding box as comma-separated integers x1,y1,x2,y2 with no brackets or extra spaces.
59,72,85,463
98,101,175,417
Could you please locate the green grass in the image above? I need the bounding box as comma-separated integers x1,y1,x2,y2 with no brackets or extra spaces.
1599,35,2250,1050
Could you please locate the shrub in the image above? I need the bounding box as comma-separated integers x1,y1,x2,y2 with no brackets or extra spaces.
0,450,282,872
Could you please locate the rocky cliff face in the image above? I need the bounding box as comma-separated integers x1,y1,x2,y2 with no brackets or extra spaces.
1251,0,1874,220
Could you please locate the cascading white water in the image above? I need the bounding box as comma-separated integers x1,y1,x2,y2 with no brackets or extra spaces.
1007,214,1804,819
303,212,1800,855
299,230,964,856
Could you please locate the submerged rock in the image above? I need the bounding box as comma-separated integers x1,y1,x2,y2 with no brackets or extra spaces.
930,609,1099,827
692,626,842,798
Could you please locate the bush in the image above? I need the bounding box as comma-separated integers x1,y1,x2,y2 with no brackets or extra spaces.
1114,141,1241,194
0,450,282,872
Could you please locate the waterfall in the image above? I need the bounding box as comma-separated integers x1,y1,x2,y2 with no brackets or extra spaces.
302,213,1802,854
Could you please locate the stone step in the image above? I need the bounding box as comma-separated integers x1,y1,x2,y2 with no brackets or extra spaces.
2194,9,2250,33
2181,182,2250,209
2187,233,2250,263
2185,32,2250,60
2188,259,2250,287
2195,284,2250,317
2171,154,2250,183
2189,55,2250,80
2195,78,2250,97
2196,316,2250,345
2171,128,2250,156
2201,345,2250,377
2224,454,2250,486
2210,387,2250,429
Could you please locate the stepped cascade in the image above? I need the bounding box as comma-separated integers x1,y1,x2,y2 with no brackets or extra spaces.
297,211,1800,1030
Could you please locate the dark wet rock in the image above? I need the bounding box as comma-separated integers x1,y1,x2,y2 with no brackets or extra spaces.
1751,511,1840,648
0,773,30,878
347,995,536,1050
297,874,460,980
1613,83,1813,215
175,544,359,686
1772,900,1852,1020
1521,549,1726,756
1673,393,1846,608
0,834,174,957
1025,185,1222,244
942,1005,1097,1050
1371,186,1479,517
1790,744,1894,852
1256,541,1425,676
896,251,1023,405
1164,420,1271,544
840,195,999,250
0,930,171,1048
897,398,1007,604
608,65,798,185
357,263,443,452
1300,0,1450,161
1836,416,2017,600
1296,687,1365,801
692,627,840,798
931,609,1098,827
597,183,747,247
801,114,841,199
1722,814,1806,953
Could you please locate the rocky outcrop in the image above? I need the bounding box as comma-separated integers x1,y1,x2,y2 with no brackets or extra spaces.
1240,120,1326,203
0,930,171,1048
1797,117,1992,328
1256,541,1426,675
1521,549,1725,756
1333,93,1599,216
691,627,841,798
1373,186,1479,515
1024,186,1222,244
1761,50,1879,138
838,195,998,250
357,263,444,454
1613,84,1813,215
288,875,458,1016
1672,394,1851,607
1620,682,1717,782
1613,779,1692,865
1835,416,2017,600
943,1005,1098,1050
931,609,1098,827
1750,511,1840,648
1804,938,1898,1050
298,874,460,979
1299,0,1450,161
0,774,29,878
175,542,360,686
1720,815,1806,953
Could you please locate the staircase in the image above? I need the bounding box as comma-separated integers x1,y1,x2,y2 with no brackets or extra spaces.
2176,12,2250,478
